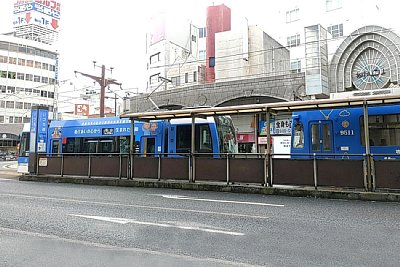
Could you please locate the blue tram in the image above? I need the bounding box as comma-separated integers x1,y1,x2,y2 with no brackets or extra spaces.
17,123,31,173
18,115,237,173
290,103,400,159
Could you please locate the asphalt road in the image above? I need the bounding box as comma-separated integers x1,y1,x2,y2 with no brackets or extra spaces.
0,166,399,266
0,160,19,178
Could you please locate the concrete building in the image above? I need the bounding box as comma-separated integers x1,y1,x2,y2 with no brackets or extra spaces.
269,0,400,97
0,34,58,123
145,4,234,96
271,0,385,72
216,25,290,82
0,0,60,154
0,33,58,153
146,11,204,96
135,3,301,152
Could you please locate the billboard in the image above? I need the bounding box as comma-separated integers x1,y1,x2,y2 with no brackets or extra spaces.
13,0,61,30
259,118,292,136
75,104,89,116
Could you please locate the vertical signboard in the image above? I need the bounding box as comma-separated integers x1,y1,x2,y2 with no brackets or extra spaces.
37,108,49,152
29,108,38,153
30,106,48,153
29,106,48,173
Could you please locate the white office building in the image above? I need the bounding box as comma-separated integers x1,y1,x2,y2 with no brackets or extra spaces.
0,33,58,124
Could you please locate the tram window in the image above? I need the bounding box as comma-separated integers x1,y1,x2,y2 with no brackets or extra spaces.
18,132,30,157
322,124,331,151
63,138,79,153
99,139,113,153
311,124,320,151
83,139,97,153
119,136,130,154
293,123,304,148
52,140,60,154
361,115,400,146
176,125,205,153
199,125,212,153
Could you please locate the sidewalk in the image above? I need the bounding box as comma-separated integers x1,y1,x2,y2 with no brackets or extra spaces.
19,174,400,203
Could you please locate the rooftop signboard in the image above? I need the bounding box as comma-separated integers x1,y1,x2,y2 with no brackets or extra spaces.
13,0,61,31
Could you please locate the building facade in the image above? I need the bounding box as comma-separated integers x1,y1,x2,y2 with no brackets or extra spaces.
146,11,204,94
0,34,58,124
270,0,400,97
216,25,290,82
0,34,58,153
0,0,60,154
205,4,231,82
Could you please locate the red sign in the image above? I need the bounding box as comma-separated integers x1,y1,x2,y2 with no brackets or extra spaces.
237,133,255,143
75,104,89,116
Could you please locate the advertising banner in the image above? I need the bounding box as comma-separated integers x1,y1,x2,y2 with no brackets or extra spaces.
13,1,61,30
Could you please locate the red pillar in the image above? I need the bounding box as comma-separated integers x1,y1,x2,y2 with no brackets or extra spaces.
205,4,231,82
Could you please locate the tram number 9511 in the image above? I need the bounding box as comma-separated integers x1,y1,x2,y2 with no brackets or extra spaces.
339,130,355,136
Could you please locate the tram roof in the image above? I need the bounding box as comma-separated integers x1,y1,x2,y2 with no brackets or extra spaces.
120,93,400,120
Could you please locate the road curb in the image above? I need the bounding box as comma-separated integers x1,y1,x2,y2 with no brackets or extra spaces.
19,175,400,202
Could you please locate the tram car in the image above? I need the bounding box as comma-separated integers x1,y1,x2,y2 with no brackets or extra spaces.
18,116,237,173
290,103,400,159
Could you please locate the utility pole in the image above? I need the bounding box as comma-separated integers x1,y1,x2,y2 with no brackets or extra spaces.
104,92,118,116
75,61,122,117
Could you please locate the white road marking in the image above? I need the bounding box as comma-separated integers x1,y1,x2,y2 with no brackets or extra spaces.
3,163,17,169
158,194,285,207
0,178,13,181
0,193,269,219
70,214,245,236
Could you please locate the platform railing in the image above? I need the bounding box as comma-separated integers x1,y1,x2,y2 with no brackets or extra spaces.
34,152,400,191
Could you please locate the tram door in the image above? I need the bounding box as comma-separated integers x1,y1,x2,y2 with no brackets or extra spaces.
309,121,334,157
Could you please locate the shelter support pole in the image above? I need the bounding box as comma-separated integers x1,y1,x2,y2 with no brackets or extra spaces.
363,101,372,191
266,108,272,187
190,115,195,183
130,119,135,180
